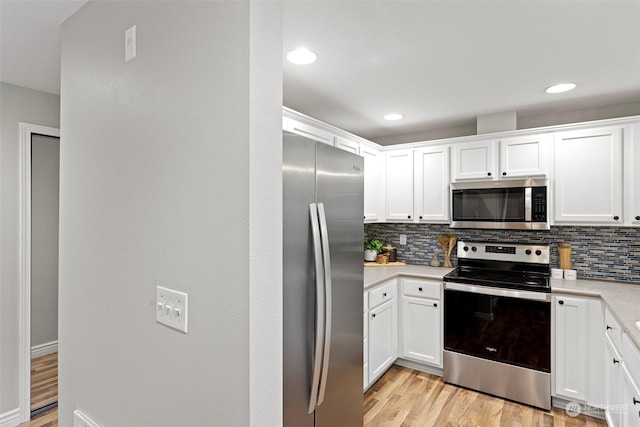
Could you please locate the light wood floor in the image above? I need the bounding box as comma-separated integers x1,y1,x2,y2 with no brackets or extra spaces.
19,408,57,427
19,362,608,426
30,352,58,411
19,352,59,427
365,365,607,427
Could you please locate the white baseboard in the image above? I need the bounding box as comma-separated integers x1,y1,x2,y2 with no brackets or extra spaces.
31,340,58,358
0,408,22,427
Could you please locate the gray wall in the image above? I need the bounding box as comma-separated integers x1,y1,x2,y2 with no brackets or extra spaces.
0,82,60,413
30,134,60,348
59,2,282,426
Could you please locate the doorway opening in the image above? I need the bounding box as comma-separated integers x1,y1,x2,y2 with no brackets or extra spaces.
18,123,60,423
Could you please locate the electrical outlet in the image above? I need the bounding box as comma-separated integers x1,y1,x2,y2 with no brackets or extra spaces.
73,410,100,427
400,234,407,245
156,286,188,333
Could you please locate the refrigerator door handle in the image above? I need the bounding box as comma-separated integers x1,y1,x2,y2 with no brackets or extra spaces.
316,203,332,406
308,203,325,414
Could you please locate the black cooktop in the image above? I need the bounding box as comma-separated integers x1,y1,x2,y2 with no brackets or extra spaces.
444,266,550,292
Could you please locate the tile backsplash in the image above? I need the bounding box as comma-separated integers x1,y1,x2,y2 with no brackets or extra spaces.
365,223,640,283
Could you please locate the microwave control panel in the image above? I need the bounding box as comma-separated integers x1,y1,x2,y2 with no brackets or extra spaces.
531,187,547,222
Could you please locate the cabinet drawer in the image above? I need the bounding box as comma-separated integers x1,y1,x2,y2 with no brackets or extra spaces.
622,333,640,384
402,278,440,299
605,308,623,350
369,280,396,309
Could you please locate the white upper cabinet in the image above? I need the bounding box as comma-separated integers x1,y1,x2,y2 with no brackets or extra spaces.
626,124,640,226
452,135,550,181
385,149,414,221
451,140,496,181
498,134,551,178
361,145,383,222
553,126,623,225
334,135,360,154
284,117,335,146
414,146,450,222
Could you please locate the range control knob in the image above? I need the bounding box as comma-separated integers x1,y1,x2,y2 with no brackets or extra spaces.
535,249,542,256
471,246,477,252
525,249,532,255
463,246,469,252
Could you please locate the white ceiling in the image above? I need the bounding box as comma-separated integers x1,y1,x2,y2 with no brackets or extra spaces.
2,1,640,143
283,1,640,142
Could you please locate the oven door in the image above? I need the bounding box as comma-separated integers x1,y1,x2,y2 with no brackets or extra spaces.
444,282,551,372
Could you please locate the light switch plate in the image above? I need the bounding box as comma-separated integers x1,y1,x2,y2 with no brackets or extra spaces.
156,286,188,333
125,25,136,62
400,234,407,245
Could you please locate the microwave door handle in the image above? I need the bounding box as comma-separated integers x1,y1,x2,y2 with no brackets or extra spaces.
524,187,532,221
308,203,325,414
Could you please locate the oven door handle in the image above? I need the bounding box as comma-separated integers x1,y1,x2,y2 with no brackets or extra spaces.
444,282,551,302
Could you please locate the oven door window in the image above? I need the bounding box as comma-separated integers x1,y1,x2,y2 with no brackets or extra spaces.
444,289,550,372
452,188,525,222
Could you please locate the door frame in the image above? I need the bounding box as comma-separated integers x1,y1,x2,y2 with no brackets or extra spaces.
18,122,60,423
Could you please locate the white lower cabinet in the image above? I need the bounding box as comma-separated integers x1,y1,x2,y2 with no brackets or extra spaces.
553,294,604,405
605,334,624,427
621,364,640,427
369,299,396,381
366,280,397,388
400,278,442,367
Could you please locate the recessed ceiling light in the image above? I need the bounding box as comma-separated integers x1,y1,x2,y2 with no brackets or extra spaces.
384,113,404,121
545,83,577,94
286,48,317,65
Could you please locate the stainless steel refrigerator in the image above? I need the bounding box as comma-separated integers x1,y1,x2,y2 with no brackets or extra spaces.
283,131,364,427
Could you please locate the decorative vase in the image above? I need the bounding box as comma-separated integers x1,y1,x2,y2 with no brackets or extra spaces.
364,249,377,262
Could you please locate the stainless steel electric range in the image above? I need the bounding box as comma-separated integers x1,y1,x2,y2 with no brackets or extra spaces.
443,241,551,410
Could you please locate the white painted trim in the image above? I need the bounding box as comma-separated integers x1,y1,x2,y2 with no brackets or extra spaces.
0,408,21,427
31,340,58,358
18,123,60,424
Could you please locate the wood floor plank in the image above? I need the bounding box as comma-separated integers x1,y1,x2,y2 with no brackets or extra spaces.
365,365,607,427
30,352,58,411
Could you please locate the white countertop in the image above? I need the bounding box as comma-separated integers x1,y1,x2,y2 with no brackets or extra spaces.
363,264,454,290
551,278,640,350
364,264,640,350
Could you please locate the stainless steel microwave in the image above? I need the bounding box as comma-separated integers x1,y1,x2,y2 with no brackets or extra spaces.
450,178,549,230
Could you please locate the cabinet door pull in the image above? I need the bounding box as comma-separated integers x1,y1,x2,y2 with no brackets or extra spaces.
383,292,387,297
636,215,640,221
614,216,620,221
634,397,640,405
418,287,423,292
419,216,423,220
371,313,376,318
502,172,507,176
407,215,411,219
607,325,613,330
613,358,620,364
433,303,438,307
487,172,492,177
558,300,564,305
